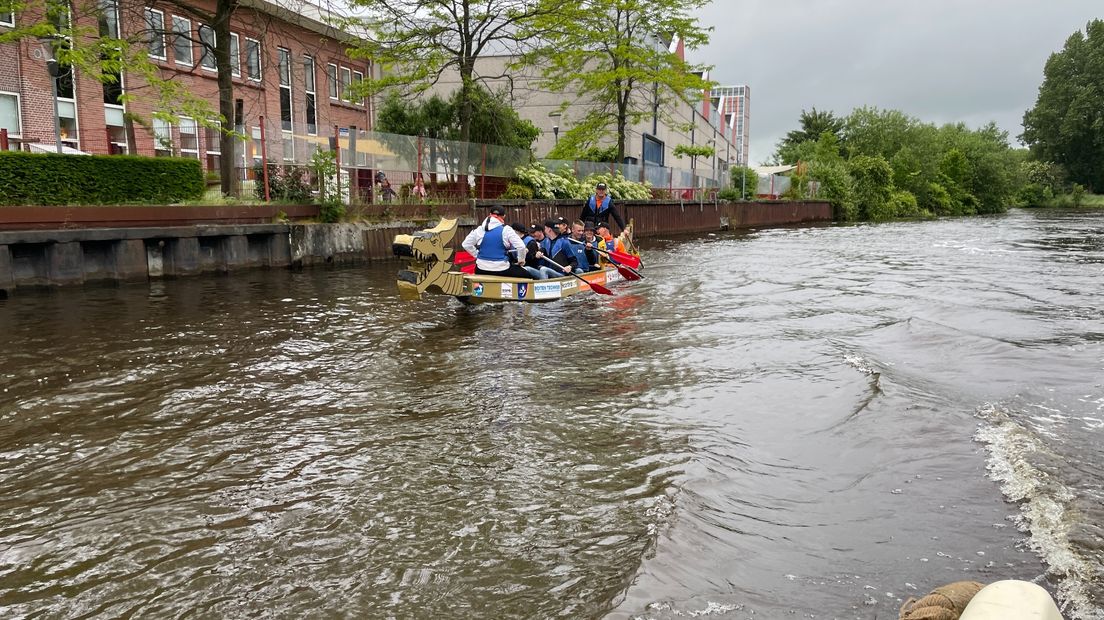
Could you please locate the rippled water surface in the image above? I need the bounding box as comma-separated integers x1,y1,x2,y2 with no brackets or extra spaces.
1,208,1102,619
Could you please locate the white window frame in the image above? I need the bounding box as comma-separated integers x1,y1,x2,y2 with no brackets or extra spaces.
277,46,293,129
153,118,173,155
0,12,14,27
145,7,165,60
303,54,317,135
98,0,119,38
229,32,240,77
339,66,351,100
326,63,338,99
179,116,199,159
245,37,261,81
171,14,193,66
351,70,364,105
205,120,221,169
198,24,216,71
0,91,22,150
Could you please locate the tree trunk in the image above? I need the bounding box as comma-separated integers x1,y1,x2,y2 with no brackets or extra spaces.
214,0,237,196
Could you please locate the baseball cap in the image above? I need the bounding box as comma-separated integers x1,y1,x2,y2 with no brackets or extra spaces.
583,222,595,231
511,223,527,234
529,223,543,233
489,206,506,216
595,182,608,190
543,219,557,229
553,216,568,226
595,221,610,230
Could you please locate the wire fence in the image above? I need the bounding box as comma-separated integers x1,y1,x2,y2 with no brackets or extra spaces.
219,118,730,202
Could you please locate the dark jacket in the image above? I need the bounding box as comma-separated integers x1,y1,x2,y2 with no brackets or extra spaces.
545,234,576,271
580,195,626,231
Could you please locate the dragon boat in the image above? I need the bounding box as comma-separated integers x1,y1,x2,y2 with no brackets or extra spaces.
392,218,641,302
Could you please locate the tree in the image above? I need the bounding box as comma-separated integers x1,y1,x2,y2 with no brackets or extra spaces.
1022,19,1104,191
377,85,538,149
1,0,255,196
343,0,565,147
774,107,843,163
525,0,713,160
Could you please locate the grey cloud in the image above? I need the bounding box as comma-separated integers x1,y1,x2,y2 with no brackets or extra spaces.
691,0,1101,164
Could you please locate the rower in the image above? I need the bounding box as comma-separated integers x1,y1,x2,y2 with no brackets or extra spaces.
564,220,594,272
537,220,575,278
460,206,532,278
582,222,601,269
520,223,547,279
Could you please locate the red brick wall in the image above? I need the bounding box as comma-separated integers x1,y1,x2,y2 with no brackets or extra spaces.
6,0,373,165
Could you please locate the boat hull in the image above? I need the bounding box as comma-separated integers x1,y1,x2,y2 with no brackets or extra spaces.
458,267,625,303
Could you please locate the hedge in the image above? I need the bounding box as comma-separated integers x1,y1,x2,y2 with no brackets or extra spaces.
0,151,204,205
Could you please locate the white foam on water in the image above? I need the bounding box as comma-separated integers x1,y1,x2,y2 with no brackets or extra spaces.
843,354,877,376
974,402,1103,620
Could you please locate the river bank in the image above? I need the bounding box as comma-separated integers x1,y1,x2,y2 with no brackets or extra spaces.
0,199,829,295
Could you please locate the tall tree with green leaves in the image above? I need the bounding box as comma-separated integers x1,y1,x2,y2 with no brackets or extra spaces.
1022,19,1104,191
774,108,844,163
343,0,566,147
524,0,713,160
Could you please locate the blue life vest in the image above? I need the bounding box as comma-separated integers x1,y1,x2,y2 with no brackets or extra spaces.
478,225,508,261
566,237,591,271
588,195,612,215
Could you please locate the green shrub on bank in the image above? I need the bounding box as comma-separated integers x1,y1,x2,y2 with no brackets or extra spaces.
0,151,204,205
513,162,651,200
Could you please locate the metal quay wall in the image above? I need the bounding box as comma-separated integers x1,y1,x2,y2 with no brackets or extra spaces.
0,200,830,295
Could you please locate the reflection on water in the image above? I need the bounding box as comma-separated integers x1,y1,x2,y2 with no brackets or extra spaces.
1,208,1102,619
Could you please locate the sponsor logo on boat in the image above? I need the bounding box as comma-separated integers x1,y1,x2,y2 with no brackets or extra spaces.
533,281,560,300
517,283,528,299
500,283,512,298
473,283,484,297
561,279,577,291
606,270,621,283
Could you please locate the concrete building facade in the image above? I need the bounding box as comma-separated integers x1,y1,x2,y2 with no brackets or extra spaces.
426,36,738,187
711,85,751,167
0,0,373,171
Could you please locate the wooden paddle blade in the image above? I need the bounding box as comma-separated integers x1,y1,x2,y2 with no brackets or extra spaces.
607,250,641,269
615,264,641,280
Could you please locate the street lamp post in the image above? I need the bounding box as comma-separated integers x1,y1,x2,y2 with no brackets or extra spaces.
548,111,562,150
39,37,62,154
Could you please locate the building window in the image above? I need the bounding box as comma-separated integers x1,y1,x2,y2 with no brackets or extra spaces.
97,0,118,37
327,63,338,99
339,66,350,99
179,117,198,158
250,126,262,163
145,8,165,59
171,15,192,65
303,54,316,135
245,37,261,81
153,118,173,156
0,13,14,27
0,92,21,150
198,24,215,70
205,122,221,171
351,70,364,104
277,47,292,131
229,33,240,77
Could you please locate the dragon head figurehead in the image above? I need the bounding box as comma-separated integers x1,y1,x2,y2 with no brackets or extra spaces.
392,218,467,300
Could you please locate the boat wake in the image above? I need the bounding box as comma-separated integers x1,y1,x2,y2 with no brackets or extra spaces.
974,402,1103,620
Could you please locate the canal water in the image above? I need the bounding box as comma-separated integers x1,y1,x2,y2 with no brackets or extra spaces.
0,208,1101,619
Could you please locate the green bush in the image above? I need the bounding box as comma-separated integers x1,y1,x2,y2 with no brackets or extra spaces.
513,162,651,200
501,182,534,200
717,187,741,201
253,163,313,203
0,151,204,205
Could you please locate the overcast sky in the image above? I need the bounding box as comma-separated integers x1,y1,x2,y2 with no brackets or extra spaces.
691,1,1100,166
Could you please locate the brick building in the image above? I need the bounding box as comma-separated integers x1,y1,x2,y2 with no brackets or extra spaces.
0,0,373,173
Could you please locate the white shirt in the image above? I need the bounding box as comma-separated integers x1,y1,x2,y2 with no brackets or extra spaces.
462,217,527,272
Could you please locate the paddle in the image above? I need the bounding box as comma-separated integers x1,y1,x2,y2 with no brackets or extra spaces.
454,250,477,274
565,237,643,272
541,256,614,296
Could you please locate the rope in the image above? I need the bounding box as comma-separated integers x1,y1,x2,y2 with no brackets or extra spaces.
899,581,984,620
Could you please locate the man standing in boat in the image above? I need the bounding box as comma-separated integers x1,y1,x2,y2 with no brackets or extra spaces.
580,182,626,233
461,206,532,278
